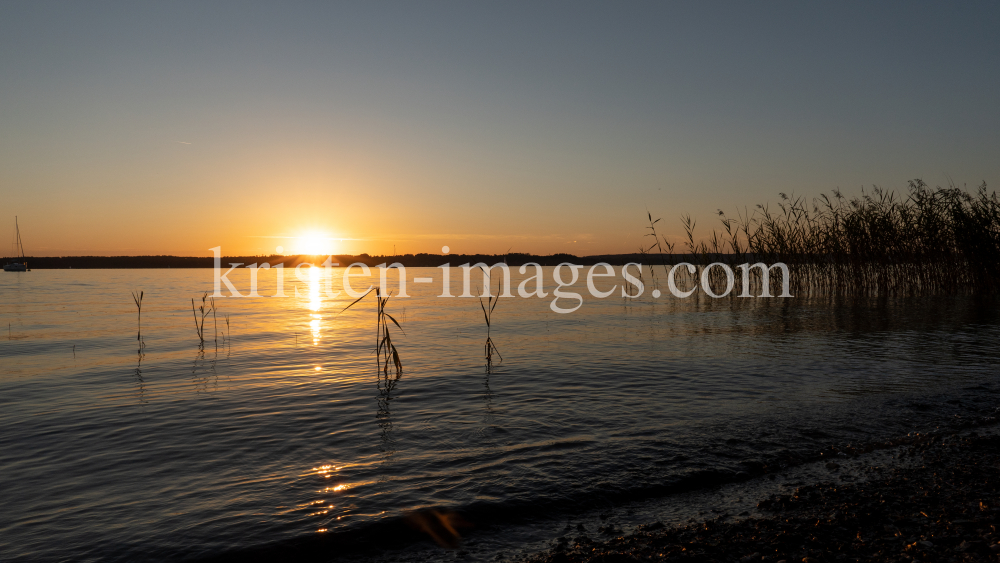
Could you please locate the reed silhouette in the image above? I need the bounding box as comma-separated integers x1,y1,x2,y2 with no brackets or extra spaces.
131,290,145,350
190,292,214,346
342,287,404,376
211,296,218,346
340,287,406,469
477,266,502,369
643,210,676,289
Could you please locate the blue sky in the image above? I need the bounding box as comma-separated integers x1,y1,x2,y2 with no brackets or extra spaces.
2,1,998,255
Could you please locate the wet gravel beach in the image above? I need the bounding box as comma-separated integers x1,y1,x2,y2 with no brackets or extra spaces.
520,429,1000,563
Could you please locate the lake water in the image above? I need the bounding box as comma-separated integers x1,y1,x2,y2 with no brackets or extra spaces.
2,267,999,562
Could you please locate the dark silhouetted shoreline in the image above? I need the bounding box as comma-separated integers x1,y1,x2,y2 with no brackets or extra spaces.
2,253,674,269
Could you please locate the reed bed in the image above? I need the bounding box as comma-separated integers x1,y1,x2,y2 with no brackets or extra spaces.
650,180,1000,298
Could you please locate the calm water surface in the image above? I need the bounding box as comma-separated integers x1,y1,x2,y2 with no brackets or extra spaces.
1,268,999,562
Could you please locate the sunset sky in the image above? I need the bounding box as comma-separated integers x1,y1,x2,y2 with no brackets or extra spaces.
2,2,999,257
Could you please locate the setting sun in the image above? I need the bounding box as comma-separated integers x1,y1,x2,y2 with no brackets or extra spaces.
296,232,334,256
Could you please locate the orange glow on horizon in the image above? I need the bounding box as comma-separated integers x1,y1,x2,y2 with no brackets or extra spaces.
295,232,337,256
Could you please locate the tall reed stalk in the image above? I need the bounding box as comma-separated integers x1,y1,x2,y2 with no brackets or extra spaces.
644,211,676,288
342,287,404,376
211,296,218,346
191,292,213,345
478,267,502,368
131,290,145,349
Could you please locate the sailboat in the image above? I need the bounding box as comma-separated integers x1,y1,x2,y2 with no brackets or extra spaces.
3,217,29,272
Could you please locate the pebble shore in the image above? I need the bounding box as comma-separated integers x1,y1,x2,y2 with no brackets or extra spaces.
520,431,1000,563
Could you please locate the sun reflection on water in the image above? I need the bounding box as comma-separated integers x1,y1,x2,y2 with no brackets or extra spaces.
304,265,323,345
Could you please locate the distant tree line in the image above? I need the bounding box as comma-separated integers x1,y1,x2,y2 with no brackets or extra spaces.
10,253,675,269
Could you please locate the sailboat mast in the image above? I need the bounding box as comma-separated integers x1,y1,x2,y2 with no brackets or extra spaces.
15,216,24,260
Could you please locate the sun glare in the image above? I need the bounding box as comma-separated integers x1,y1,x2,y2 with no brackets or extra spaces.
297,232,333,256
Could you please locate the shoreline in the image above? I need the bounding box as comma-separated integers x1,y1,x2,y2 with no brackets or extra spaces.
0,253,663,269
516,426,1000,563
